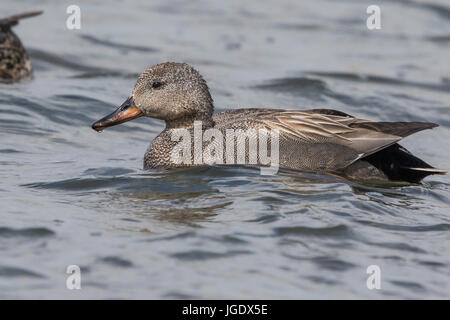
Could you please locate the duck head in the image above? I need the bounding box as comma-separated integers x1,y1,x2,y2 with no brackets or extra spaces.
92,62,214,131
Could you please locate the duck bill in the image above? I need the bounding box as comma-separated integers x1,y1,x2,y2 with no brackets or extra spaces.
92,97,143,131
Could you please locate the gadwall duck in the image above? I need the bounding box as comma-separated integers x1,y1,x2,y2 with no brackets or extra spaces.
92,62,445,183
0,11,42,83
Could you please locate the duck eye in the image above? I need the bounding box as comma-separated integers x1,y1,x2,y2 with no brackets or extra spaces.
152,82,162,89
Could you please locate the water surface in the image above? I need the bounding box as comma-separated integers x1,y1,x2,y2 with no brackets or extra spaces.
1,0,450,299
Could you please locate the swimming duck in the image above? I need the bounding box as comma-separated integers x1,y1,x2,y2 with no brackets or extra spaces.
0,11,42,83
92,62,445,183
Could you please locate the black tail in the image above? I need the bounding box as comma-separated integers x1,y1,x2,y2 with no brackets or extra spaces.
0,11,43,29
363,143,446,183
310,109,445,183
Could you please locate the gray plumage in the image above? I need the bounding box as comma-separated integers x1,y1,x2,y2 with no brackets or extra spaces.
94,62,446,183
0,11,42,83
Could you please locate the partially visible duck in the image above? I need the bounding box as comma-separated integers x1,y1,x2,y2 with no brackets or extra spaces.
0,11,42,83
92,62,446,183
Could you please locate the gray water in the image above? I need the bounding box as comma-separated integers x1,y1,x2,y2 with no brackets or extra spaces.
1,0,450,299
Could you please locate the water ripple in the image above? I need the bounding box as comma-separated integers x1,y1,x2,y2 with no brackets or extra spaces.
0,227,55,238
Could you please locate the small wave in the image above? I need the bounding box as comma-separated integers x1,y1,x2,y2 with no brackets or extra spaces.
0,227,55,238
80,34,159,53
170,249,252,261
356,220,450,232
23,167,219,197
163,292,198,299
145,231,197,243
28,48,138,79
368,241,427,254
273,224,352,238
311,256,356,271
305,71,450,93
246,214,280,224
425,35,450,43
413,1,450,21
0,148,22,154
304,275,340,285
251,77,328,101
275,23,323,31
250,76,388,111
83,167,136,177
99,256,134,268
0,266,44,278
390,280,426,292
284,254,356,271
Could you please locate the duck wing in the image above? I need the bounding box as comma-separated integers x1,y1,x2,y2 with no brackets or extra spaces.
255,109,438,170
260,110,398,155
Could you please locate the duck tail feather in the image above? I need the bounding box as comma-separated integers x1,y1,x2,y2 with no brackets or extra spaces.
363,143,445,183
0,11,43,28
402,167,447,174
351,121,438,138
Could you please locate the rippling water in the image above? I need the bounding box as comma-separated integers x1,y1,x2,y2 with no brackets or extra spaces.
1,0,450,299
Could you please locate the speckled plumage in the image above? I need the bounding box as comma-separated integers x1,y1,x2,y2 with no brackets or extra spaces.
0,11,42,83
97,62,446,183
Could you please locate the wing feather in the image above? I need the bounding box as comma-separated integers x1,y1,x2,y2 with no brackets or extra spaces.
259,110,402,157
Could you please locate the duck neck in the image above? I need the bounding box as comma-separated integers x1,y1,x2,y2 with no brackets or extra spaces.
165,104,214,130
165,115,214,130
